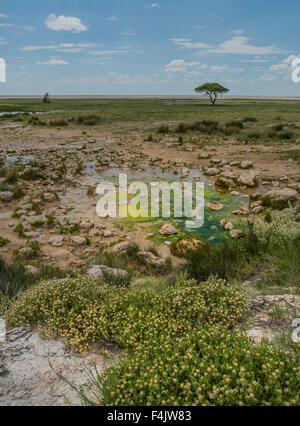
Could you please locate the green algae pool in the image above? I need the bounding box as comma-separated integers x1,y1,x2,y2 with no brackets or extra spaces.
93,163,249,245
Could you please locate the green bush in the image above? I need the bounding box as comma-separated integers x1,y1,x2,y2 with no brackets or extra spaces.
95,325,300,406
5,276,246,353
76,114,101,125
49,118,68,127
226,119,244,129
243,117,258,123
175,123,188,133
0,182,24,200
157,124,169,134
185,229,259,281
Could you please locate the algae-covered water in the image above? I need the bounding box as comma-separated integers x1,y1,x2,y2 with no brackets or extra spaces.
92,163,249,244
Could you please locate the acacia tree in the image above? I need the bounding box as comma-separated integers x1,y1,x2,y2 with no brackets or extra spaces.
195,83,229,105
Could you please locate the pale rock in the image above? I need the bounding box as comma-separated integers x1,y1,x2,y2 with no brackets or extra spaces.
71,236,87,246
159,224,178,236
48,236,64,247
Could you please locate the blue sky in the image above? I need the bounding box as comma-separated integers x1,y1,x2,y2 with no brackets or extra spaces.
0,0,299,95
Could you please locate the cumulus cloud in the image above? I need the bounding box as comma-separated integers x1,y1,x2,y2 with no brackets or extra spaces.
45,14,87,32
165,59,201,72
37,59,69,65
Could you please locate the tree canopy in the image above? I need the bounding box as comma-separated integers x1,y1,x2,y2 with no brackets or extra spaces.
195,83,229,105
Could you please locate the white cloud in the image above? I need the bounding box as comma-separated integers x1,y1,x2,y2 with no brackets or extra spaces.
171,36,286,55
211,65,245,73
37,59,69,65
165,59,201,72
0,23,14,27
0,13,7,18
269,55,299,73
20,25,35,31
231,29,244,35
21,42,97,52
146,3,160,8
170,38,212,49
240,58,270,63
121,27,136,36
0,37,7,45
106,16,119,22
260,73,277,82
92,49,130,56
206,36,284,55
22,44,59,51
209,37,286,55
45,14,87,32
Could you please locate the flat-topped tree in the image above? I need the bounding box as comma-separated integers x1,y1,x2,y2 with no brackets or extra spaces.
195,83,229,105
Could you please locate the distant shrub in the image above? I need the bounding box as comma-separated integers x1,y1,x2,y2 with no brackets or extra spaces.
175,122,188,133
28,116,46,126
226,119,244,129
0,166,18,184
243,117,258,123
221,125,236,136
144,134,153,142
273,124,284,131
76,114,101,126
157,124,169,134
49,118,68,127
0,183,24,200
0,237,9,247
280,131,294,140
247,131,262,139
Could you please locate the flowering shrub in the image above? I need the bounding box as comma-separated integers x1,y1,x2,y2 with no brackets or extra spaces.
253,211,300,249
97,325,300,406
6,276,246,353
6,276,299,406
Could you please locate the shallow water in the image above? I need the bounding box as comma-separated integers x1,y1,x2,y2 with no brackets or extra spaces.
61,163,249,244
0,111,43,117
5,155,36,164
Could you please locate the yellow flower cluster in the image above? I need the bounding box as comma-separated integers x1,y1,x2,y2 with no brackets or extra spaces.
5,275,299,406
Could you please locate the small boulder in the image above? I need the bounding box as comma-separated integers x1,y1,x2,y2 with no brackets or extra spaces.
238,172,259,188
207,202,224,211
137,252,165,266
111,241,138,254
87,265,129,280
265,188,298,202
240,161,253,169
71,236,87,246
159,224,178,236
205,168,220,177
48,236,64,247
0,191,14,202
